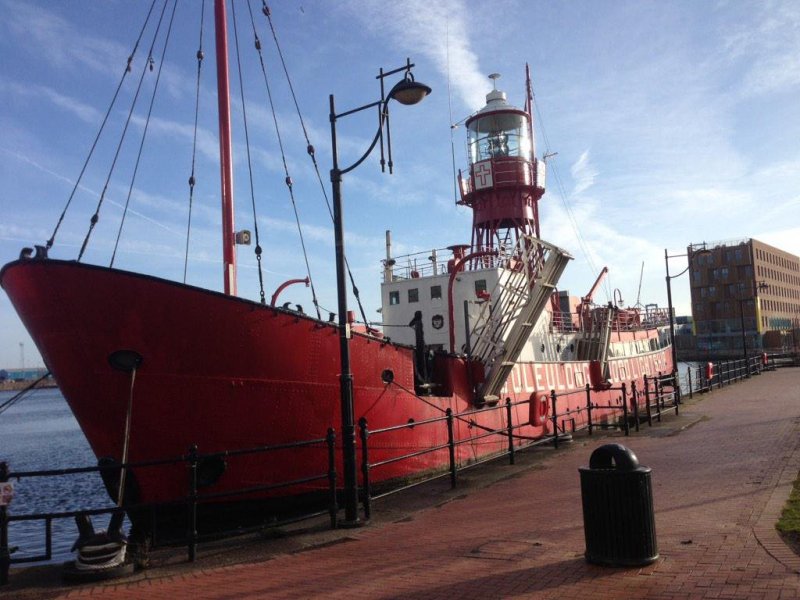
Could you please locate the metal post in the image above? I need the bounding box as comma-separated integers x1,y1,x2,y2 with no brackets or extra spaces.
631,381,640,432
655,374,662,423
187,445,198,562
505,398,515,465
621,383,629,436
665,250,678,372
687,366,693,399
644,375,652,427
326,428,338,529
585,383,593,435
550,390,558,448
358,418,371,521
739,297,749,376
330,94,359,526
446,409,457,488
0,505,7,586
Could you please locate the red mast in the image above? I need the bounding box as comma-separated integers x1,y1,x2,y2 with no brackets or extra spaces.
214,0,236,295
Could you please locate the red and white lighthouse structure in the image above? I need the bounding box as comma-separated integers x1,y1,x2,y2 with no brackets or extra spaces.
458,69,546,254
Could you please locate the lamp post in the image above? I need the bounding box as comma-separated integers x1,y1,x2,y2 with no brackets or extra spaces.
329,59,431,525
664,244,711,373
738,280,769,370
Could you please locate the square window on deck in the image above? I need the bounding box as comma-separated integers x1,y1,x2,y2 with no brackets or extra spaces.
408,288,419,303
389,291,400,305
430,285,442,300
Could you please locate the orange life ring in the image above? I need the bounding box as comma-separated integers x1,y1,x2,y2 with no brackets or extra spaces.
529,392,550,425
705,362,714,380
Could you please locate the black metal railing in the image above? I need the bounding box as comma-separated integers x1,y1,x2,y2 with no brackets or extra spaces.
0,431,337,584
0,358,774,585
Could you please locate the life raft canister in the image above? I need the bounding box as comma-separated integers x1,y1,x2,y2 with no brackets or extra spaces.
529,392,550,426
705,362,714,381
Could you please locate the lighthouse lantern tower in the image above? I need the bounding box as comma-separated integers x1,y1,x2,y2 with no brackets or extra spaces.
457,69,545,255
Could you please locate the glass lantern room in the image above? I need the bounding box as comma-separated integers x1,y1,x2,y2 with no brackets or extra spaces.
467,109,531,164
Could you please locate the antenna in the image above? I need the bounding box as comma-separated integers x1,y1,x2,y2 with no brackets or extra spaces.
446,22,459,205
635,261,644,307
488,73,501,89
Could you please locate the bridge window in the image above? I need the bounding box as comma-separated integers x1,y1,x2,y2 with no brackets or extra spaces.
389,291,400,305
408,288,419,303
430,285,442,300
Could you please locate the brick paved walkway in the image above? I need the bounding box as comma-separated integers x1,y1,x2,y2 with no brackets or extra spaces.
44,368,800,598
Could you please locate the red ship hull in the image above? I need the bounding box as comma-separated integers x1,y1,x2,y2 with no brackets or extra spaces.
2,258,672,524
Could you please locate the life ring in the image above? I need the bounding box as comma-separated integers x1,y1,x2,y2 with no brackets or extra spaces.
705,362,714,381
530,392,550,425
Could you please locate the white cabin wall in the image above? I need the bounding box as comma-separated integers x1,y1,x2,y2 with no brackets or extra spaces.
380,269,500,351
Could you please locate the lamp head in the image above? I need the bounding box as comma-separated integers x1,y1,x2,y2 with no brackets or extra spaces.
388,72,432,106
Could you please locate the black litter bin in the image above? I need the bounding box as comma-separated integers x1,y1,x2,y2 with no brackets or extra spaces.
579,443,658,566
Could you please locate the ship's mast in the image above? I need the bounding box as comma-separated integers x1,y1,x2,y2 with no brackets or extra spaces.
214,0,237,295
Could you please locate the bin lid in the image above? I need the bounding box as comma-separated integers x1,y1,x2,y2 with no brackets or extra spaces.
587,443,642,471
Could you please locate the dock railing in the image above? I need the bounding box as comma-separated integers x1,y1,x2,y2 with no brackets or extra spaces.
0,358,777,585
0,432,337,583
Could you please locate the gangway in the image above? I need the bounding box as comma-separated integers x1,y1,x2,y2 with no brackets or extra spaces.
468,236,572,402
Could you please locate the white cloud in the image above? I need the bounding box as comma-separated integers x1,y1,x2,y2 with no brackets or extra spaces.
343,0,487,111
569,150,597,196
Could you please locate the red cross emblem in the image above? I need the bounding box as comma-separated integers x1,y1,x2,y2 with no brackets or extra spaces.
473,160,493,189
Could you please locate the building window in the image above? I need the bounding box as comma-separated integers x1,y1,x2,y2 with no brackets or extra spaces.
430,285,442,300
389,291,400,305
408,288,419,303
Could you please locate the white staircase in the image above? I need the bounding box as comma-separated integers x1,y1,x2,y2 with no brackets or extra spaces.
468,236,572,402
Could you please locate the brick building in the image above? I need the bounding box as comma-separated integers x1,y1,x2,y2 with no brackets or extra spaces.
688,238,800,356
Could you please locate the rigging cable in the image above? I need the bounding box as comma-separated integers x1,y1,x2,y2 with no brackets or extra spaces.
530,84,605,294
0,372,51,417
260,2,371,329
46,0,159,252
230,0,267,304
184,0,207,284
110,0,179,267
246,0,321,319
77,0,172,262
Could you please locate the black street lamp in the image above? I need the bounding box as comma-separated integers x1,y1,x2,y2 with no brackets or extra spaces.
664,244,711,374
329,59,431,525
738,280,769,372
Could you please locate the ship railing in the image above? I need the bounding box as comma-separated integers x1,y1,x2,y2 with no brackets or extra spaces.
0,432,337,583
385,243,530,281
551,307,671,334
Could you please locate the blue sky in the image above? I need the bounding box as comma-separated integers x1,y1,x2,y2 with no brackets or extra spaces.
1,0,799,368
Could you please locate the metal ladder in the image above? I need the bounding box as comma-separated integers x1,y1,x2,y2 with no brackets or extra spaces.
468,236,572,402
